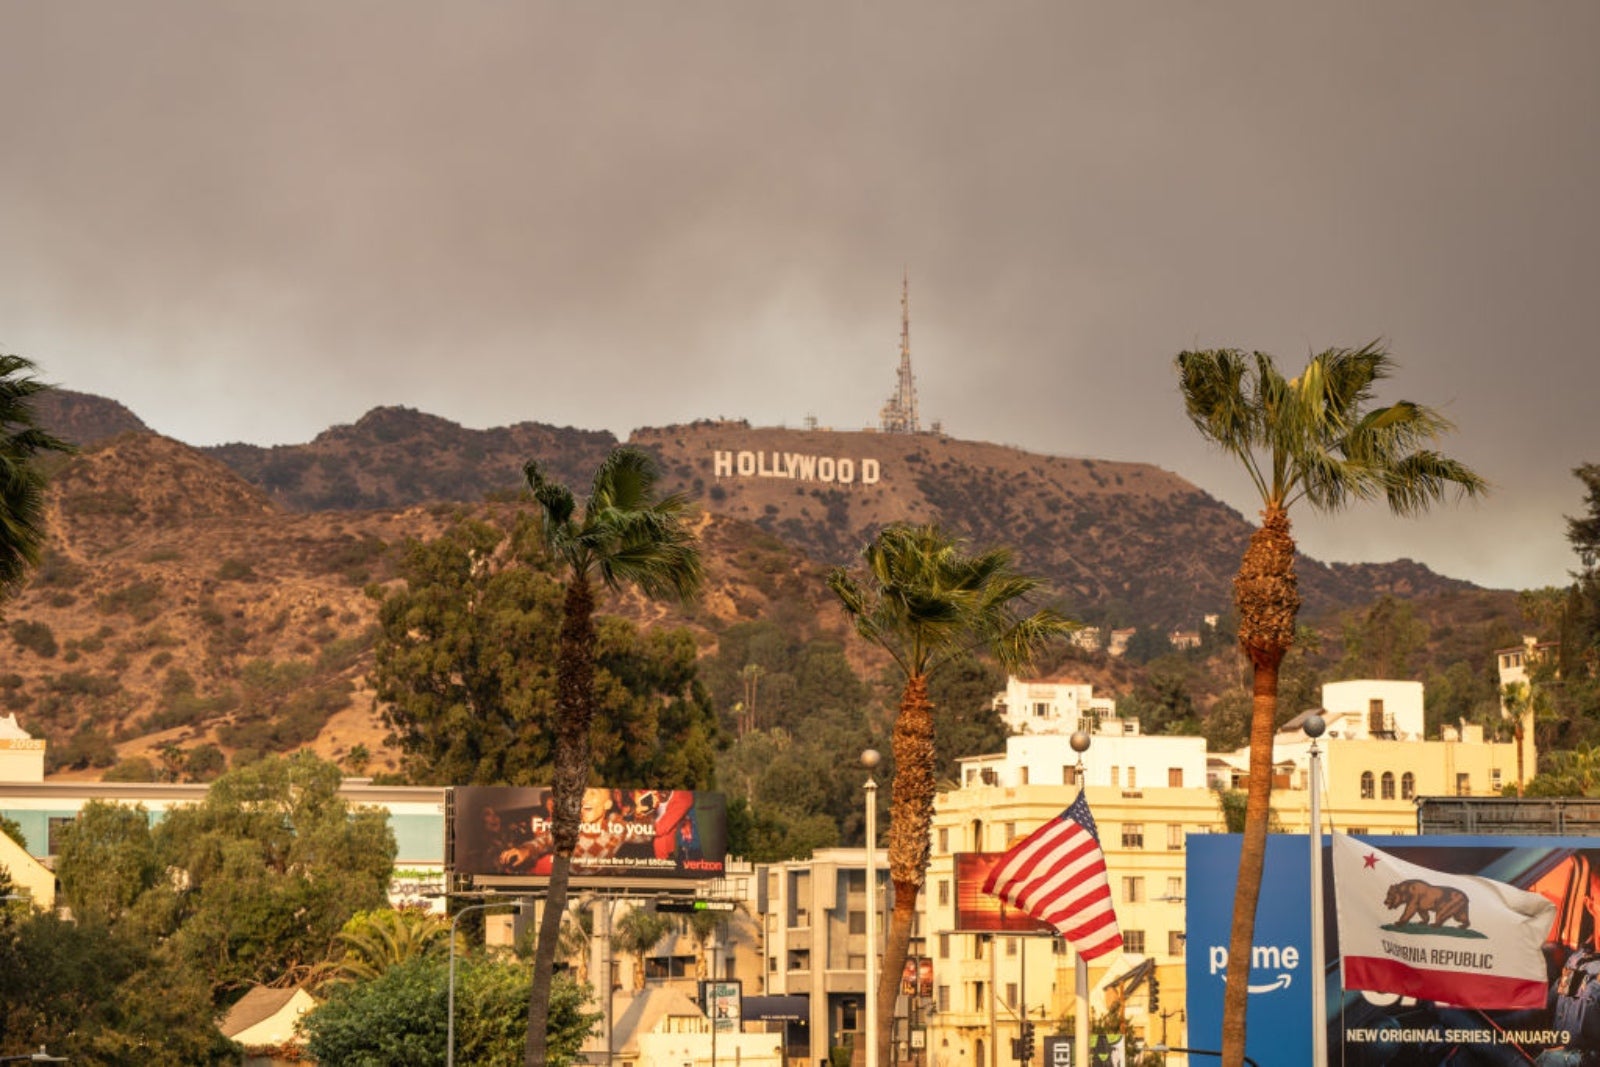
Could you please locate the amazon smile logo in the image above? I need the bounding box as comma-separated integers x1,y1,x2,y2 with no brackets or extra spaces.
1208,944,1301,994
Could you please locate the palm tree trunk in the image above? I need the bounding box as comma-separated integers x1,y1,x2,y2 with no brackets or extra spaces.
527,577,596,1067
1221,506,1299,1067
880,674,935,1066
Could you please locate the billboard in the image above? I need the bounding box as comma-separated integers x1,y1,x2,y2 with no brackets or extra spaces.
1188,833,1600,1066
451,786,726,881
953,852,1056,934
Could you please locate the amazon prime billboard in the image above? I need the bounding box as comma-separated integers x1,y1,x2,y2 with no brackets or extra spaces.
1188,833,1600,1066
451,786,727,883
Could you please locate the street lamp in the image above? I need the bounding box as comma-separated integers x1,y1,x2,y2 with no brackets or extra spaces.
1304,713,1328,1067
862,748,881,1067
448,899,522,1067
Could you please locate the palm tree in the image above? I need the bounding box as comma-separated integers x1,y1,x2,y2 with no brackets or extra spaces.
829,523,1071,1066
1501,679,1552,795
1175,343,1485,1066
327,907,453,984
613,906,672,992
0,354,72,596
522,446,702,1067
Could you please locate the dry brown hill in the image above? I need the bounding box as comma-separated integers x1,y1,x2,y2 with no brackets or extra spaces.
3,430,843,779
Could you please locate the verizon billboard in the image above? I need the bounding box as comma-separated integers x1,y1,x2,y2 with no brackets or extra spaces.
450,786,727,884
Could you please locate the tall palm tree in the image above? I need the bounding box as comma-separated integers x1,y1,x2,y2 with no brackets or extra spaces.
1176,343,1485,1066
829,523,1071,1066
522,446,702,1067
1501,678,1552,795
0,354,72,596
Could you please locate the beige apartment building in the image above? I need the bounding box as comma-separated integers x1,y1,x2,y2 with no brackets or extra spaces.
913,676,1528,1067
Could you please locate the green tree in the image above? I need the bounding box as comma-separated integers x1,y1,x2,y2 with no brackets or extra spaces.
829,522,1070,1065
1337,595,1427,680
143,752,396,1001
0,911,235,1062
302,955,597,1067
1176,343,1484,1065
1501,678,1554,796
522,446,702,1067
0,354,73,598
54,800,159,926
372,514,560,785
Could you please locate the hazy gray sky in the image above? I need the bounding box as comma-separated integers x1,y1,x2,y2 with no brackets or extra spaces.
3,3,1596,592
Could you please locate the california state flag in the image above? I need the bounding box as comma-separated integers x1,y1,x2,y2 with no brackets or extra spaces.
1332,833,1556,1009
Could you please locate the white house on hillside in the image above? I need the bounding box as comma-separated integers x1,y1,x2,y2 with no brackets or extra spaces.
991,676,1118,736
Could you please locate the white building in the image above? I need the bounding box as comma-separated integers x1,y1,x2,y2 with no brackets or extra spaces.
991,677,1118,737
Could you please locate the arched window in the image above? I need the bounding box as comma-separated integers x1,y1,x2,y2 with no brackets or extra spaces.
1381,772,1396,800
1401,772,1416,800
1360,771,1375,799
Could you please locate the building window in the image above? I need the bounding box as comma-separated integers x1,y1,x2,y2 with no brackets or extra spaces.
1128,767,1138,789
1005,822,1017,846
1006,936,1017,957
1457,773,1471,796
972,820,984,851
972,981,986,1013
1052,939,1069,956
939,933,950,959
768,956,777,972
849,910,866,935
847,953,866,970
1019,767,1030,786
973,936,986,961
938,827,949,853
1401,772,1416,800
1381,772,1396,800
1124,930,1145,954
1168,767,1184,787
1166,877,1183,900
1122,823,1144,849
47,816,74,856
1006,982,1018,1008
937,985,950,1012
1491,769,1503,793
1169,930,1186,957
1064,766,1078,786
1034,702,1049,718
1110,766,1120,787
1360,771,1375,799
1123,876,1144,904
1167,824,1183,850
938,880,950,906
841,999,860,1032
788,949,810,971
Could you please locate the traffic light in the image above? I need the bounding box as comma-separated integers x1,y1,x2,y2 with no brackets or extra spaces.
1149,974,1161,1013
1020,1021,1035,1061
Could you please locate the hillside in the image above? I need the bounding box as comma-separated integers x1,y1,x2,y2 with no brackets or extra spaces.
6,395,1516,784
2,430,848,778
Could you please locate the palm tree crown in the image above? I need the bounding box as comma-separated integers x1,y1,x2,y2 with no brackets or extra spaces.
0,353,73,595
1176,343,1486,519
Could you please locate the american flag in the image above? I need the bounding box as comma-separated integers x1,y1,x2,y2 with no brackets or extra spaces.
981,789,1123,960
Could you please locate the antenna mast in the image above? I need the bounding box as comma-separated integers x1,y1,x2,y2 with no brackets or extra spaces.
879,271,921,434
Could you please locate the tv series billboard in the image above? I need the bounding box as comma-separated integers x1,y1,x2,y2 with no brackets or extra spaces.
953,852,1056,934
1188,833,1600,1066
452,786,727,881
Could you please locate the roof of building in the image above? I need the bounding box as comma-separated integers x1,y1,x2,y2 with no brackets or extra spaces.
609,987,706,1053
219,985,309,1039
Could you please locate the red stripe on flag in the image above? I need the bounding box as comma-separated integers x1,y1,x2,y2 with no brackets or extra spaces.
1343,956,1548,1010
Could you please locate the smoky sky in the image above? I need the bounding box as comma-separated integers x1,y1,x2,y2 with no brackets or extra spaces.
2,2,1597,592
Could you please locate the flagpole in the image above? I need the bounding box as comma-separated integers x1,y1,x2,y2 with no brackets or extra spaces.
1305,714,1327,1067
1071,730,1091,1066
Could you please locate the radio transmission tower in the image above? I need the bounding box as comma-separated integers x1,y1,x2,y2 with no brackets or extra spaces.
879,272,920,434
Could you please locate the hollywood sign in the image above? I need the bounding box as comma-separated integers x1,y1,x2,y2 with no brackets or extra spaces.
713,449,882,485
